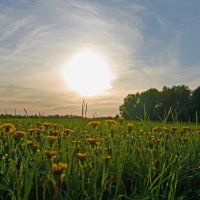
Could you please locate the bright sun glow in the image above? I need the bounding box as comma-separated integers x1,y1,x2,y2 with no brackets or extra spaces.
63,50,113,96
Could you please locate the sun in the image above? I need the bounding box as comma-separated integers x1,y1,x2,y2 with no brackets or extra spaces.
63,50,113,96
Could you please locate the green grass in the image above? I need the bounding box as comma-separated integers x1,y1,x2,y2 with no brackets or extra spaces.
0,118,199,200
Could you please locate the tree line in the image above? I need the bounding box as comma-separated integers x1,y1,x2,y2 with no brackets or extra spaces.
120,85,200,122
0,114,83,119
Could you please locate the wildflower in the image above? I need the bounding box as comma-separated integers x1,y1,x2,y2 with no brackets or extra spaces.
28,128,35,134
152,126,160,132
63,128,73,135
181,127,190,132
43,122,51,129
51,156,57,162
105,120,116,126
45,150,57,158
171,127,177,132
101,136,109,141
27,140,34,146
45,136,58,142
127,123,134,133
151,136,157,143
51,162,68,176
34,128,43,133
82,129,88,134
161,127,169,135
85,138,99,145
10,128,17,135
77,153,88,160
0,123,15,132
12,131,26,138
50,130,59,136
88,121,101,128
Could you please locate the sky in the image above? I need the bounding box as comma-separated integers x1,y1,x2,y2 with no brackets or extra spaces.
0,0,200,117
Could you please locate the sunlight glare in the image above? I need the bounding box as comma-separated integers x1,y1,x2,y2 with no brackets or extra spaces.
63,50,113,96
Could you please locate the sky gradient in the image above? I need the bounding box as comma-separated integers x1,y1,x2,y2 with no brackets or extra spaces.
1,0,200,117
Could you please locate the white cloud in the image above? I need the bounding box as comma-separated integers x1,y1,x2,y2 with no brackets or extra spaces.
0,0,199,116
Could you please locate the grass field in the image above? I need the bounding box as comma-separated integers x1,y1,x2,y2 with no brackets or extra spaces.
0,117,199,200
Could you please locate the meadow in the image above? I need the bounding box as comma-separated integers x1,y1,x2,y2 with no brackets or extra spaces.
0,117,199,200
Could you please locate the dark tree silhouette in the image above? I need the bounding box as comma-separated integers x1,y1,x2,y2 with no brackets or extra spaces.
120,85,199,122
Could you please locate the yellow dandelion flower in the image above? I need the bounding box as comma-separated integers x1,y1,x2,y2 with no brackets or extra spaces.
152,126,160,132
101,136,109,141
88,121,101,128
45,136,58,141
182,127,190,132
27,128,35,134
43,122,51,128
82,129,88,134
45,150,57,158
77,153,88,160
171,127,177,132
85,138,99,145
105,120,116,125
0,123,15,132
151,136,157,143
51,162,68,175
127,123,134,132
35,128,43,132
13,131,26,138
27,140,34,146
64,128,73,135
162,127,169,132
50,130,60,136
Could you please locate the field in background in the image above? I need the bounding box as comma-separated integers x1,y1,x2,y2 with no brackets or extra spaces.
0,117,200,200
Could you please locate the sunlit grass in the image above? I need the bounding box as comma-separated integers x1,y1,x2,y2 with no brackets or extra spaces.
0,118,199,199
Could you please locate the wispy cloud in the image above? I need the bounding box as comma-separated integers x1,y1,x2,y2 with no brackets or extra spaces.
0,0,199,116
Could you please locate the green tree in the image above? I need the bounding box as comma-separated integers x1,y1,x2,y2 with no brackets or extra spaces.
191,86,200,121
119,93,141,120
139,88,161,120
120,85,195,122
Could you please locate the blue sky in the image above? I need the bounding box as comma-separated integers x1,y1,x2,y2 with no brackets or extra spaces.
0,0,200,116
